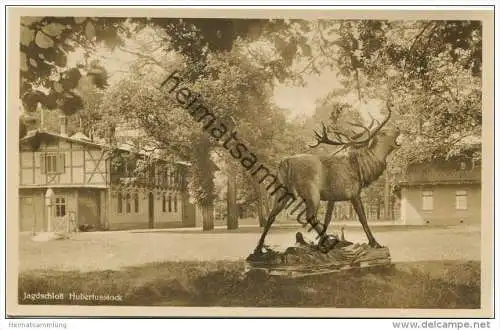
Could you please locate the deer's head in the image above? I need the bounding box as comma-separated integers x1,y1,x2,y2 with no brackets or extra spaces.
367,126,401,159
310,102,400,157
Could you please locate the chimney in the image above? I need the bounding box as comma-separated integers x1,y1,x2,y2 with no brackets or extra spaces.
59,115,68,137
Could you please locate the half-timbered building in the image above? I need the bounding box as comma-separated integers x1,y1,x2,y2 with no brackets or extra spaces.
19,124,196,232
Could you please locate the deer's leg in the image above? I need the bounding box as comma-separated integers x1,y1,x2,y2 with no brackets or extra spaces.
254,198,287,254
320,201,335,236
351,197,382,248
303,190,323,236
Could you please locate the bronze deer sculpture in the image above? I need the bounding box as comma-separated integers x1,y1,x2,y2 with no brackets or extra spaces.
254,104,400,254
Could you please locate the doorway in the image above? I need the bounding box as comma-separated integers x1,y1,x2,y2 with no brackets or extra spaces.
20,196,36,232
148,192,154,229
78,189,101,228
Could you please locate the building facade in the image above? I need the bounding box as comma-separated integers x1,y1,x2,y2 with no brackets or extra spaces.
398,150,481,225
19,130,196,232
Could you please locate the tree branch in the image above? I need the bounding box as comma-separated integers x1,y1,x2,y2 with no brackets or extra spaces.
402,21,437,79
118,46,164,68
407,21,435,57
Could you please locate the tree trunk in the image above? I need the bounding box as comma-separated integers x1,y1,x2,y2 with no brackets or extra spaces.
390,195,395,220
194,136,216,231
255,182,268,227
202,203,214,231
226,165,238,230
384,172,390,220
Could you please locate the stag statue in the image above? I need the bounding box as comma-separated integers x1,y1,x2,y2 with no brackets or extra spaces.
254,103,400,255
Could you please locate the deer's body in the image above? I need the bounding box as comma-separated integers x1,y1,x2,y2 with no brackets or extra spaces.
280,154,361,201
254,105,400,255
280,148,388,201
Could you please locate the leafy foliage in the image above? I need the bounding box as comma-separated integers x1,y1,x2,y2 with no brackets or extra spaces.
20,17,121,115
311,19,482,171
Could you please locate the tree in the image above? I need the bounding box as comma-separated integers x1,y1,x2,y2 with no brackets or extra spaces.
307,19,481,171
96,19,318,227
20,17,116,115
19,59,106,139
20,17,316,230
281,19,482,222
28,17,482,228
145,18,313,230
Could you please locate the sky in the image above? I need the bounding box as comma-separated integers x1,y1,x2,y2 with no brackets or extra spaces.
72,48,385,122
68,32,385,122
272,68,385,122
272,68,341,118
71,47,340,119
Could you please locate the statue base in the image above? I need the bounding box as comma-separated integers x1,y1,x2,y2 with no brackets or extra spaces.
246,232,391,278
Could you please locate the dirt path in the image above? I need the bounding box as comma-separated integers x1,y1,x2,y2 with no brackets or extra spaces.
19,225,480,272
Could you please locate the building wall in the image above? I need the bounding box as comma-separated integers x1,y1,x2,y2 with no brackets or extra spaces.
19,134,196,231
107,188,184,230
400,183,481,225
19,188,82,232
77,189,102,227
20,139,108,188
19,190,46,232
19,187,188,232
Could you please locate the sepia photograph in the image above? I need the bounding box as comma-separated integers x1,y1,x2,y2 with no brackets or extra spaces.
5,6,495,318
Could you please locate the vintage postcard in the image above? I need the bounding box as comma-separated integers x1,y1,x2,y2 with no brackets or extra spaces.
5,6,494,318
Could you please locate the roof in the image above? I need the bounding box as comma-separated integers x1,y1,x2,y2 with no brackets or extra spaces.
21,129,106,148
20,130,190,167
398,159,481,187
70,132,92,141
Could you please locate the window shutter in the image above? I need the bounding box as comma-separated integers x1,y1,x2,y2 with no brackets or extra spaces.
57,153,65,173
40,153,46,174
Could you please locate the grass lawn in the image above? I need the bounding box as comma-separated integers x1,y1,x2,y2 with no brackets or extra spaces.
19,259,480,308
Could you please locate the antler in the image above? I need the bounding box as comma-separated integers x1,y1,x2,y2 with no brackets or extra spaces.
310,102,392,149
309,123,348,148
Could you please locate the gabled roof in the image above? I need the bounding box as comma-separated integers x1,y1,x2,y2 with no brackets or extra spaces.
20,129,106,149
20,130,191,167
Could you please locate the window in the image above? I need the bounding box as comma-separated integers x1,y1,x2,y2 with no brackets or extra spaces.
162,194,166,212
134,193,139,213
117,193,123,213
55,197,66,217
168,195,172,212
46,154,57,173
422,191,434,211
165,169,171,187
126,194,131,213
170,172,175,186
174,194,178,213
456,190,468,210
41,153,65,174
148,165,155,184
